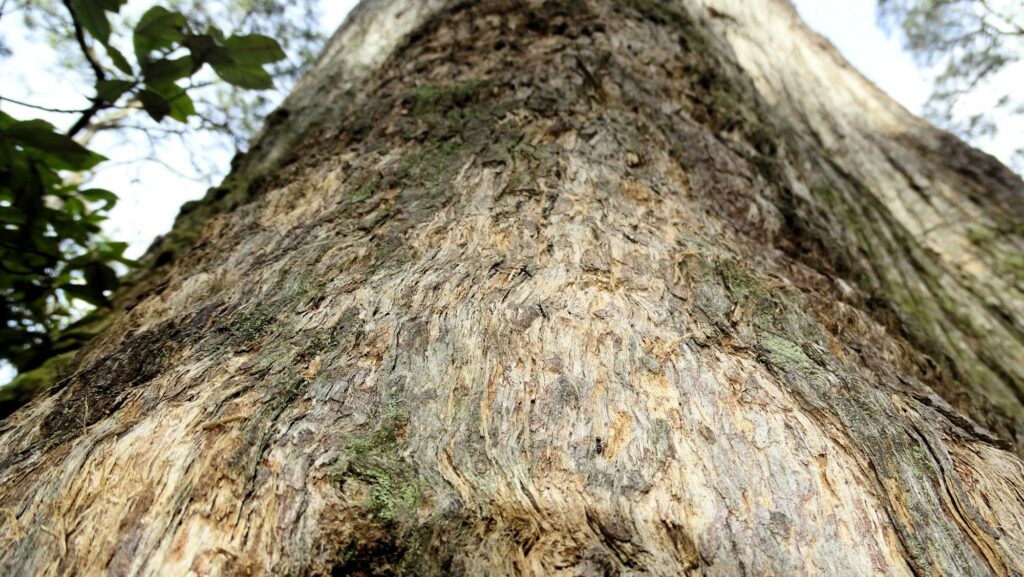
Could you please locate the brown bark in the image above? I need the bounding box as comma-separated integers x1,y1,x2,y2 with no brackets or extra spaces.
2,0,1023,575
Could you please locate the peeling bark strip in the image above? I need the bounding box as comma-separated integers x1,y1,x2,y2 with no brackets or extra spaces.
2,0,1024,575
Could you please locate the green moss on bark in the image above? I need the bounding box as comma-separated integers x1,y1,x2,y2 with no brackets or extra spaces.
0,350,77,419
339,403,423,522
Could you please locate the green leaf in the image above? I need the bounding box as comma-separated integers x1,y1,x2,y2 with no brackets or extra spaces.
95,79,133,103
137,89,170,122
0,206,27,225
71,0,111,45
105,45,134,75
65,196,87,217
142,55,194,83
96,241,128,257
2,120,105,170
182,33,219,66
210,62,274,89
224,34,286,65
133,6,186,58
1,258,34,274
83,261,118,293
62,283,108,306
79,188,118,209
206,25,226,44
146,81,194,122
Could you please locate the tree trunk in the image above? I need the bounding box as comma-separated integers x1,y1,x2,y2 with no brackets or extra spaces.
2,0,1024,575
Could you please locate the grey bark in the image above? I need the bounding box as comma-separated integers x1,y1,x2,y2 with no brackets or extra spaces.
1,1,1023,576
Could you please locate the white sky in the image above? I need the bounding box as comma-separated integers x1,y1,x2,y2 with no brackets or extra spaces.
793,0,930,110
794,0,1023,165
0,1,1018,383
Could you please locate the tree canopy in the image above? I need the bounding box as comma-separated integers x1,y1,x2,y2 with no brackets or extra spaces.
879,0,1023,169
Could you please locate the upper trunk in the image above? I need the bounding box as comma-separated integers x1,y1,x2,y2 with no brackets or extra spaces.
1,0,1023,575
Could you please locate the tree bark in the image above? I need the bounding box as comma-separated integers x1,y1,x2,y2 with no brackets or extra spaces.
2,0,1024,575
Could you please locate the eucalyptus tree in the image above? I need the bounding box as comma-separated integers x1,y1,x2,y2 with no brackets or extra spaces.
1,1,1023,575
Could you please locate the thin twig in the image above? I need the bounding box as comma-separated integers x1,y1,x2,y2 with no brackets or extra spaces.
76,102,141,147
977,0,1024,36
61,0,112,138
61,0,105,82
0,95,88,114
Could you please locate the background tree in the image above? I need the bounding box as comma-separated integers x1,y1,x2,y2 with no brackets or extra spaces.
1,0,1023,574
879,0,1024,169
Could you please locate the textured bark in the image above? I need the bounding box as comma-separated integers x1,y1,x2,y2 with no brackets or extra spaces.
2,0,1024,575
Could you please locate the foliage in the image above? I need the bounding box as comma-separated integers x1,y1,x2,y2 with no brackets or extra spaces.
12,0,323,155
0,0,288,372
878,0,1024,168
0,112,123,370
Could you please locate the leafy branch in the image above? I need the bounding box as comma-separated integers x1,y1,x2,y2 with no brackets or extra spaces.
0,0,286,372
